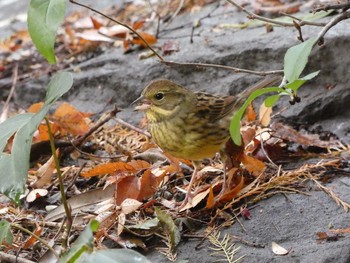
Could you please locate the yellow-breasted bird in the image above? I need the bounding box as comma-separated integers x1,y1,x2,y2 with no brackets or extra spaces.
134,77,280,210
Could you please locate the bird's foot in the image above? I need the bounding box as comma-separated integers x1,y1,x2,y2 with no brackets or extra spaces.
177,191,194,211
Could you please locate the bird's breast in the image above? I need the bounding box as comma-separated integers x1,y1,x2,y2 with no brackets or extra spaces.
148,115,230,161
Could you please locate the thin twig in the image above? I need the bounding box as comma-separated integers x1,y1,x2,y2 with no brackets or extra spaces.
314,2,350,12
11,223,60,259
114,117,151,137
45,118,72,250
70,0,284,77
231,234,265,248
259,133,278,168
69,0,164,61
161,60,283,76
315,10,350,45
0,63,18,122
226,0,326,27
72,106,121,147
0,251,35,263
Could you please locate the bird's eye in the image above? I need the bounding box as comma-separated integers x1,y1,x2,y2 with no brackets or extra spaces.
155,92,164,100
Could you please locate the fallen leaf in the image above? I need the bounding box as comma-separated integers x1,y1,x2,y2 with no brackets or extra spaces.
52,102,91,136
81,162,136,177
28,102,44,113
26,189,48,203
271,241,289,255
120,198,143,214
117,213,126,236
259,103,272,126
219,172,245,202
205,186,215,209
90,16,103,29
32,150,58,188
241,154,266,176
155,207,180,250
23,226,43,249
245,103,257,122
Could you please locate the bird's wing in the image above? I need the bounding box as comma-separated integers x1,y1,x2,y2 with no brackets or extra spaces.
194,92,236,123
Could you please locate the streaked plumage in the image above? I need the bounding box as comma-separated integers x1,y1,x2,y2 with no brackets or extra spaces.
134,77,279,209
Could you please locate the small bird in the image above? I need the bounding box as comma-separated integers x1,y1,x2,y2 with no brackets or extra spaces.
134,77,279,210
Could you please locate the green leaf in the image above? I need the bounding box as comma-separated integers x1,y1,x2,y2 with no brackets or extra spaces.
230,87,286,145
285,79,306,92
0,113,33,152
45,72,74,104
284,37,317,82
300,70,320,81
0,220,13,245
0,72,73,202
59,220,100,263
128,218,159,230
28,0,66,64
285,71,320,93
264,94,281,107
77,249,152,263
155,207,180,251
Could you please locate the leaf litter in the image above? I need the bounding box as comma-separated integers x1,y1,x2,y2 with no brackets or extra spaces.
1,96,350,262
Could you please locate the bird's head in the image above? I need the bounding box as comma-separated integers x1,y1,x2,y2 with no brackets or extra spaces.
133,80,195,122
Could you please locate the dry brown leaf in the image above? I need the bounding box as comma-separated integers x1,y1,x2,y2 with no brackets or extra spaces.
81,162,136,177
33,122,60,142
52,102,91,136
245,103,257,122
27,102,44,113
120,198,143,214
219,172,245,202
241,154,266,176
90,16,103,29
115,176,139,205
205,186,215,209
32,150,58,188
128,159,151,170
259,103,272,127
272,122,339,149
179,187,211,212
23,226,43,249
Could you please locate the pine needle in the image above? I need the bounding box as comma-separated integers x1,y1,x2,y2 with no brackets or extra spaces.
208,230,244,263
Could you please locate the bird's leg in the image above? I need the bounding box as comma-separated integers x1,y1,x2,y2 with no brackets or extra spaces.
178,160,201,210
217,150,227,198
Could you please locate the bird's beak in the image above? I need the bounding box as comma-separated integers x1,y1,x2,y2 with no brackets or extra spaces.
132,95,151,111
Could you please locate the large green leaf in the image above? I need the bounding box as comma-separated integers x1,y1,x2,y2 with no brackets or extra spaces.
59,220,99,263
28,0,66,64
77,249,152,263
0,72,73,202
0,113,33,152
230,87,286,145
0,220,13,245
284,37,317,82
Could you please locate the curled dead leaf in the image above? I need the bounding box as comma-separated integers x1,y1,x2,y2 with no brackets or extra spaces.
271,241,289,255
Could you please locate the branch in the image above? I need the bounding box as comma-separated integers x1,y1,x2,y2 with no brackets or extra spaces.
11,224,59,259
226,0,326,27
315,10,350,45
161,60,283,76
69,0,284,76
0,252,35,263
314,2,350,12
69,0,164,61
